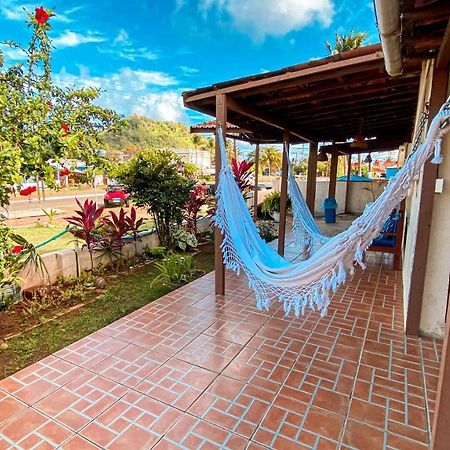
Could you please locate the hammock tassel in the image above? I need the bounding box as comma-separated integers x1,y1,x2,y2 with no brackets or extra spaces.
337,262,346,284
354,242,367,270
431,138,443,164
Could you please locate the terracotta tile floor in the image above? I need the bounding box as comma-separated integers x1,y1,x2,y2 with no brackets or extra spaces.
0,232,442,449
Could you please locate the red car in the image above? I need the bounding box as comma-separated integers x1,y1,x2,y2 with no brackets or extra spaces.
103,185,130,207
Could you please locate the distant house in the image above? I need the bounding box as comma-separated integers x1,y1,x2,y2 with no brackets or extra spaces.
172,148,212,175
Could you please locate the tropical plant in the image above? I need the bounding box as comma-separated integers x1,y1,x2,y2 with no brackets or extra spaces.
261,192,291,215
0,223,47,309
259,146,283,178
66,200,104,269
261,191,282,214
142,245,166,260
124,207,144,255
153,254,195,285
100,208,132,260
325,30,368,55
171,226,198,252
42,208,57,226
115,149,194,248
232,158,254,197
184,184,209,235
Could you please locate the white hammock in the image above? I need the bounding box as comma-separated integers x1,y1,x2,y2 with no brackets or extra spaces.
214,100,450,317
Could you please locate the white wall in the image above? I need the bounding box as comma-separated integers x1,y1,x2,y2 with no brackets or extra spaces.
20,232,160,290
402,60,450,338
295,180,346,215
345,180,387,214
420,133,450,337
294,179,386,216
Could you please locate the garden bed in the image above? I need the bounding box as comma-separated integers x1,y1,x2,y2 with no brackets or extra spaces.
0,246,214,379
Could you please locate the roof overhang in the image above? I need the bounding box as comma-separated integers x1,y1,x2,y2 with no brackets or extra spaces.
183,44,422,148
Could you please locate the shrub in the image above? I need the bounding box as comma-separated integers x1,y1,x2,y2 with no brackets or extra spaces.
116,149,194,248
153,254,195,285
66,199,104,269
184,184,209,235
231,158,254,198
261,191,291,215
171,226,198,252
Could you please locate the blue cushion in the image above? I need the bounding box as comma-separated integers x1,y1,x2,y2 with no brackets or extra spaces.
372,236,396,248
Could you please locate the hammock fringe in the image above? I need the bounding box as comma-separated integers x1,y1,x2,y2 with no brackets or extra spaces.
212,101,450,317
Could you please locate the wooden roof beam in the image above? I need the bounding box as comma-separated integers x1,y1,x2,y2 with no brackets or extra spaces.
183,51,385,103
437,18,450,69
226,96,316,143
272,88,419,114
258,74,420,108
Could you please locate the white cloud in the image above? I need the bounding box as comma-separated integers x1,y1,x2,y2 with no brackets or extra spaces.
0,45,27,62
179,65,199,75
53,31,106,48
114,29,130,45
0,2,83,23
105,29,158,61
55,66,187,122
199,0,335,41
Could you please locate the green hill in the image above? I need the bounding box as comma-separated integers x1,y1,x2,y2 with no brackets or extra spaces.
103,115,214,156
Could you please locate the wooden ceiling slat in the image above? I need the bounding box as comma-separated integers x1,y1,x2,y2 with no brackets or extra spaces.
256,75,420,108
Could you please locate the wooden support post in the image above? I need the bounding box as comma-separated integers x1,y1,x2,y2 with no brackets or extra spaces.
328,151,339,198
253,143,260,218
406,67,449,336
278,131,290,256
215,94,227,295
345,154,352,213
432,291,450,450
306,142,318,215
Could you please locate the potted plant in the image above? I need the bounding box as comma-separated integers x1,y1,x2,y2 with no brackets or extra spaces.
261,191,282,222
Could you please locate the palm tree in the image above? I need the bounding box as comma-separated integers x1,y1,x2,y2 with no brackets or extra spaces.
325,30,367,55
259,146,283,179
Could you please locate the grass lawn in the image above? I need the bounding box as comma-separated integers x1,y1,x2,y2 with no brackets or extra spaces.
0,249,215,379
11,224,74,254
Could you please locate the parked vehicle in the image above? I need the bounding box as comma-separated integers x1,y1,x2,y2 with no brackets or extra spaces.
103,185,130,207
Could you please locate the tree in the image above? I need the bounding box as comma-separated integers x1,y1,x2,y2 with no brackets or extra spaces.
0,6,121,207
184,162,199,178
325,30,368,55
115,149,194,247
259,146,283,178
293,159,308,177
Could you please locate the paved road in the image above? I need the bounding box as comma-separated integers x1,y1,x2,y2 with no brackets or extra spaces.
7,193,100,212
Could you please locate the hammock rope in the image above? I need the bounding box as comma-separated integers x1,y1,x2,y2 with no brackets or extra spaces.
214,100,450,317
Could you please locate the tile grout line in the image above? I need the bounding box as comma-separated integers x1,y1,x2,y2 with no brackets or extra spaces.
336,258,384,447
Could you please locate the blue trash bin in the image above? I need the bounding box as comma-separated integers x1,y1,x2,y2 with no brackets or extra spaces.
322,197,338,224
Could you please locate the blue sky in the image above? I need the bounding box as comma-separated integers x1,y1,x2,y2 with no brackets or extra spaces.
1,0,379,132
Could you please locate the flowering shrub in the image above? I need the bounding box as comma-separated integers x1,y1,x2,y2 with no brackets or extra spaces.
0,5,121,207
184,184,209,235
231,158,254,198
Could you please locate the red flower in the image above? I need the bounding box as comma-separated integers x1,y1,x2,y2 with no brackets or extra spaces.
19,186,36,196
35,6,49,24
11,245,23,254
60,168,71,177
60,123,70,136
